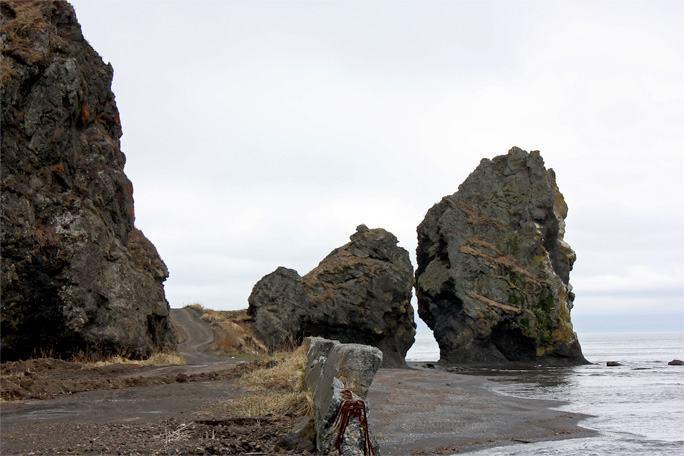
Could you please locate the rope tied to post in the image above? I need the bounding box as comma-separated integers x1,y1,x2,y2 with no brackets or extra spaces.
334,389,377,456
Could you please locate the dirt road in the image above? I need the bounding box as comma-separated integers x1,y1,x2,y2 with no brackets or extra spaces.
136,307,247,377
0,308,288,455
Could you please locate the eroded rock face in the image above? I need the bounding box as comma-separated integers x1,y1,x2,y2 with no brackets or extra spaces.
248,226,416,367
1,1,177,360
247,267,310,351
416,147,586,365
303,226,416,368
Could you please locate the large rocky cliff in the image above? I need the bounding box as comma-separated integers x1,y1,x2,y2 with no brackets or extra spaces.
415,147,586,365
1,1,177,360
248,226,416,368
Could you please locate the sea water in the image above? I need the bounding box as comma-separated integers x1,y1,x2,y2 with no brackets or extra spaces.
406,331,684,455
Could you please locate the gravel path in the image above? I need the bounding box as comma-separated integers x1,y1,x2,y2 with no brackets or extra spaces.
0,308,300,455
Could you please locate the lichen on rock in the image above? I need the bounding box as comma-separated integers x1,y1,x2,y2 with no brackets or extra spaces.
415,147,586,365
1,0,177,360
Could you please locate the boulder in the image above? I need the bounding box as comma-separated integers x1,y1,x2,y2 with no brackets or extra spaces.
668,359,684,366
247,267,309,351
303,225,416,368
415,147,586,366
304,337,382,456
248,225,416,367
1,1,177,360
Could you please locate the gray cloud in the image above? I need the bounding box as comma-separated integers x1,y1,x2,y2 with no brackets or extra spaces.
71,0,683,332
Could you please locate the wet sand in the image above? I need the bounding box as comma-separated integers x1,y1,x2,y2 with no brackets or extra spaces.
367,363,597,455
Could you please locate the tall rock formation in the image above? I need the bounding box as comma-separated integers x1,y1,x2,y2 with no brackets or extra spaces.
1,1,177,360
415,147,586,365
248,226,416,368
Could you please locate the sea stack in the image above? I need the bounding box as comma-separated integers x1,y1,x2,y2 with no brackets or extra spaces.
1,1,177,360
248,225,416,368
415,147,586,365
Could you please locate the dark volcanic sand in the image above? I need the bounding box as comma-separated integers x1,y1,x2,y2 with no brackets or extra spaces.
0,378,299,455
367,363,597,455
0,308,300,455
1,309,596,455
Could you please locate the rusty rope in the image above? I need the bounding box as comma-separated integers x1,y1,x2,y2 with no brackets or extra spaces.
334,389,377,456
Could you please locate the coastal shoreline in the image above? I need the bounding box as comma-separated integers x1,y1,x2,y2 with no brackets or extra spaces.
367,362,598,455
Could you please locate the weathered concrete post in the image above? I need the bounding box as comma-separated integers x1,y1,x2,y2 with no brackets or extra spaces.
304,337,383,455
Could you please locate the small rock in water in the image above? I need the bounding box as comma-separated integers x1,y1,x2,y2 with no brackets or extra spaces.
668,359,684,366
606,361,622,367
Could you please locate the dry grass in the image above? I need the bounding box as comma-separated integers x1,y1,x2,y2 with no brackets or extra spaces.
188,304,268,355
1,1,51,87
184,305,313,418
1,2,49,38
0,56,15,88
227,343,312,418
225,391,312,419
239,343,308,392
77,351,186,368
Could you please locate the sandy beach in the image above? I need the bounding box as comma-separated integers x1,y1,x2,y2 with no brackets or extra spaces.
1,308,600,455
367,363,597,455
1,360,598,455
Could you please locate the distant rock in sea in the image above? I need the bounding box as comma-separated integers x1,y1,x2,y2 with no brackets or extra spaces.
1,1,177,360
415,147,587,366
248,225,416,368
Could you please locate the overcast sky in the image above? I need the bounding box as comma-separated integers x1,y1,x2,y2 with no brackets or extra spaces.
70,0,683,333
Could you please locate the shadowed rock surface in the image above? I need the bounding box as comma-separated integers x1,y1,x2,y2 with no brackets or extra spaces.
1,0,177,360
247,267,310,351
416,147,586,366
248,226,416,368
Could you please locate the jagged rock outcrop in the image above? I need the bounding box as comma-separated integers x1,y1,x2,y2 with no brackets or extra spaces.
1,1,177,360
416,147,586,365
303,225,416,368
248,225,416,368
